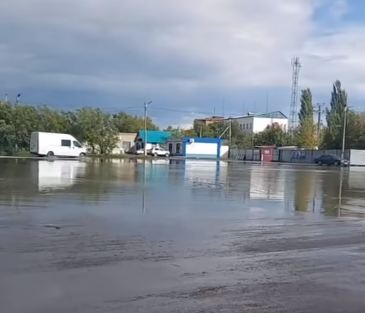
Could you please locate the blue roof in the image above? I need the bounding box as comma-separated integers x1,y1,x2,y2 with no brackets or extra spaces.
138,130,172,144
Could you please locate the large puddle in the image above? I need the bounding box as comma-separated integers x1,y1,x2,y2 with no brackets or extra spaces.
1,159,365,312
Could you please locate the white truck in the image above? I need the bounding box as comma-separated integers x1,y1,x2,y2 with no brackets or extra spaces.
30,132,87,158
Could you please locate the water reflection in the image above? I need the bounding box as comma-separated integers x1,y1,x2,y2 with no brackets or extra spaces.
294,169,317,212
37,160,86,191
0,159,364,217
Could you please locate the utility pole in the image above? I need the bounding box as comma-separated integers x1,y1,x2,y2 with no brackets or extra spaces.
315,103,325,142
340,105,348,162
144,101,152,156
317,103,321,137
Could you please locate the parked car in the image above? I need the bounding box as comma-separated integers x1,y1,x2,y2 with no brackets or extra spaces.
30,132,87,158
148,147,170,157
314,154,348,166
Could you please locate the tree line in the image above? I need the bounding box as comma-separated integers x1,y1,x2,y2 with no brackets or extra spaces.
1,80,364,155
0,102,158,155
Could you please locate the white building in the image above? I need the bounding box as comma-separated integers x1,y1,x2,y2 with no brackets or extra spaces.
111,132,137,154
227,111,288,134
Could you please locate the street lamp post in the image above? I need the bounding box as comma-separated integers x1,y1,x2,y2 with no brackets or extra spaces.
144,101,152,156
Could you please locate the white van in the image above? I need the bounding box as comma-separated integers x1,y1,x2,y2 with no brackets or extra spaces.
30,132,87,157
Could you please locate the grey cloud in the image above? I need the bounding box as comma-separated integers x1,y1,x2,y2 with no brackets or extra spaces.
0,0,364,127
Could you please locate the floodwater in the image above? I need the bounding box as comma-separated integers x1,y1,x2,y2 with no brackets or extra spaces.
1,158,365,313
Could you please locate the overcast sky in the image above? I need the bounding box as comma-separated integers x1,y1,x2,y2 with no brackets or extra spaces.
1,0,365,128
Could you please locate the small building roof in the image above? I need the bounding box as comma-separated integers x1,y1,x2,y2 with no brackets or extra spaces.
137,130,172,144
255,111,287,119
227,111,288,120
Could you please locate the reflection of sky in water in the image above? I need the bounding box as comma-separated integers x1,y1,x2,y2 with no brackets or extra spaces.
1,160,365,241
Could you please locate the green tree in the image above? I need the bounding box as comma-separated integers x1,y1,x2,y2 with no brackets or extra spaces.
193,120,227,138
254,123,291,146
77,108,118,154
12,105,39,151
322,80,348,148
227,121,253,148
37,106,69,133
113,112,158,133
0,120,16,154
164,126,186,139
346,112,365,149
297,88,316,148
0,101,13,124
232,133,253,148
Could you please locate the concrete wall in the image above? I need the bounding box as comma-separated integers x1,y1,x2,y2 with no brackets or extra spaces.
230,148,353,164
185,142,218,159
230,149,261,161
220,145,229,159
350,150,365,166
278,149,350,163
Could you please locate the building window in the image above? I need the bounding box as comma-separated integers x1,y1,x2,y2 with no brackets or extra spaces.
61,139,71,147
176,143,181,154
169,143,173,153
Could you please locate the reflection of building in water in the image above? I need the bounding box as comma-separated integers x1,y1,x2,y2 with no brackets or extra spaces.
184,160,227,181
249,167,285,200
340,168,365,217
184,160,227,194
348,168,365,190
37,160,86,191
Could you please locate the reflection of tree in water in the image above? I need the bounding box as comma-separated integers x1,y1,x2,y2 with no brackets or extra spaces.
71,158,138,203
0,159,140,205
294,170,316,212
0,159,39,205
320,170,347,216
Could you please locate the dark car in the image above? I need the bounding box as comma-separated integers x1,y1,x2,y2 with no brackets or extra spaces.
314,154,348,166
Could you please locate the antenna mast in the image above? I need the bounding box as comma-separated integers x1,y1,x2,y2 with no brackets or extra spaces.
289,57,301,133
